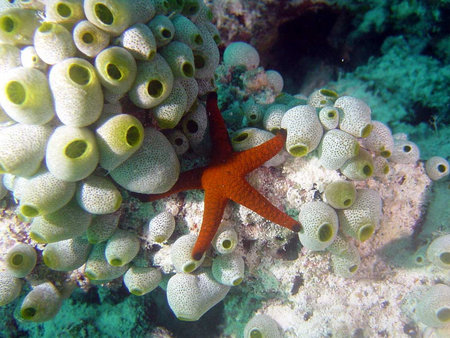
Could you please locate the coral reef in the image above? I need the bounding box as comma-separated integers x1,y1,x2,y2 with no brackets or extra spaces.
0,0,449,337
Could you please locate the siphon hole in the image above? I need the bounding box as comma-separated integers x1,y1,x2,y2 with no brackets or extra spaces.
403,145,412,153
21,205,39,218
82,32,94,44
319,89,338,98
21,307,37,319
57,3,72,18
147,80,163,98
233,277,243,286
380,150,391,158
290,145,308,157
106,63,122,80
0,16,14,33
415,256,423,263
250,329,263,338
343,199,352,206
6,81,26,105
65,140,88,159
193,34,203,46
361,124,373,138
222,239,232,249
161,28,172,39
349,265,358,273
95,3,114,25
174,137,183,146
182,62,194,77
318,223,333,242
439,252,450,265
183,262,196,273
232,132,248,143
11,254,24,266
126,126,140,146
362,164,373,177
194,54,205,69
359,224,374,242
436,307,450,322
69,64,91,85
186,120,198,133
110,258,122,266
437,164,447,173
327,111,335,118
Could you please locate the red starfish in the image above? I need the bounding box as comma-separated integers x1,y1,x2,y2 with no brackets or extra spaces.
136,92,301,260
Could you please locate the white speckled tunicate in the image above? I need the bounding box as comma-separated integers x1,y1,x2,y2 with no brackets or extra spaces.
73,20,110,58
33,22,76,65
5,243,37,278
124,266,162,296
172,14,203,50
230,127,285,167
147,211,176,243
298,201,339,251
212,226,238,255
326,232,352,256
46,126,99,182
426,234,450,269
177,77,198,110
338,189,382,242
0,67,54,125
76,175,122,214
16,168,76,218
49,57,103,127
19,282,62,322
152,80,188,129
340,148,374,181
211,252,245,286
318,106,339,130
425,156,449,181
83,0,134,35
389,139,420,164
0,8,40,45
266,70,284,94
181,102,209,154
330,242,361,278
116,23,157,60
129,54,174,109
95,113,144,172
87,212,120,244
20,46,47,72
147,14,175,48
43,236,92,271
415,284,450,328
105,229,140,267
166,129,190,156
361,121,394,158
44,0,85,29
95,46,137,97
0,44,20,72
243,98,264,125
166,270,231,321
223,41,259,70
30,200,92,243
334,96,373,138
324,180,356,209
372,156,390,177
0,272,23,306
307,88,338,109
263,104,288,132
0,124,53,177
160,41,195,78
84,242,129,281
171,234,205,273
110,127,180,194
244,314,283,338
281,105,323,157
193,22,220,79
318,129,360,170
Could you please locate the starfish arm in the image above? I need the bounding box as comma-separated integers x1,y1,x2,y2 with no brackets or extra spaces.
133,167,205,202
191,191,229,260
206,92,233,160
233,129,286,174
228,180,301,232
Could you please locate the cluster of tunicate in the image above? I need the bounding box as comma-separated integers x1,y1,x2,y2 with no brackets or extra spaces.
0,0,222,323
